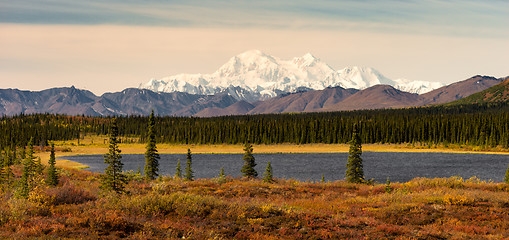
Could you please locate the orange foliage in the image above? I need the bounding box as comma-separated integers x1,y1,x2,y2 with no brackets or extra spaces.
0,169,508,239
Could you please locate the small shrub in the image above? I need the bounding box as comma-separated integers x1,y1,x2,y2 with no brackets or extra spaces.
123,170,144,182
28,184,54,208
0,207,9,226
89,210,140,236
442,192,477,206
7,198,49,219
123,192,223,218
61,147,72,152
47,182,96,205
125,193,175,216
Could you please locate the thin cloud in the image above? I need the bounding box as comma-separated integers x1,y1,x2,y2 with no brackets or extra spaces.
1,0,507,37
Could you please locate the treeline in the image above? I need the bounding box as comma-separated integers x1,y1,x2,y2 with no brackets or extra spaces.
1,102,509,149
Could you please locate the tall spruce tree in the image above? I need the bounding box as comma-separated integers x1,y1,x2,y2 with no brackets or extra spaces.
184,149,194,181
18,138,36,198
1,150,13,184
144,110,160,180
101,118,127,193
262,161,274,183
241,142,257,178
46,143,59,186
175,159,182,178
345,124,365,183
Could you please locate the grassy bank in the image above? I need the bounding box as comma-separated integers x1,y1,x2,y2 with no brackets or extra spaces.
1,166,508,239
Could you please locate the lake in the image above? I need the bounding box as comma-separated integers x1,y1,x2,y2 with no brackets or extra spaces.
59,152,509,183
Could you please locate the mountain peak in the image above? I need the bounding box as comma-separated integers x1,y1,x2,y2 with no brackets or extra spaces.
292,52,320,67
235,50,275,62
341,66,376,74
140,51,445,101
302,53,317,61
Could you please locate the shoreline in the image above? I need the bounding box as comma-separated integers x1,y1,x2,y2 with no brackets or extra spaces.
39,143,509,170
61,143,509,154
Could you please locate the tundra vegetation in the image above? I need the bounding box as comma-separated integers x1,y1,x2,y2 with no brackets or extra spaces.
0,102,508,238
0,161,508,239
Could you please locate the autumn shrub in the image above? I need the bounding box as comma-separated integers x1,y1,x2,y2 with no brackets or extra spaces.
7,198,44,219
406,176,465,190
123,193,175,216
0,205,9,226
27,184,53,216
47,182,96,205
173,193,223,217
123,170,144,182
88,209,140,237
442,190,481,206
123,192,223,218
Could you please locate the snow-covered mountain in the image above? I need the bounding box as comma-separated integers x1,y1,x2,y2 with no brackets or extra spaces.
140,50,443,101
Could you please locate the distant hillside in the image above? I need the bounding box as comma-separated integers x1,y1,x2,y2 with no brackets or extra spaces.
246,87,358,115
449,77,509,105
420,75,503,105
321,85,422,111
194,100,255,117
0,87,237,116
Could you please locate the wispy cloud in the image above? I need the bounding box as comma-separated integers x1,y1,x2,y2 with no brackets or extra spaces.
1,0,507,37
1,1,507,94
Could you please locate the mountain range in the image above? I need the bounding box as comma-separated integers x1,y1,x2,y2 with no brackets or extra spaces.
140,50,444,102
0,75,505,117
194,75,505,117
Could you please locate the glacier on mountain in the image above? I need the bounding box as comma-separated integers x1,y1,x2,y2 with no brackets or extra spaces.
140,50,443,101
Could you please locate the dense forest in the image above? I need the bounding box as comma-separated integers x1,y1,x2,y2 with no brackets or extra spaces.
1,102,508,150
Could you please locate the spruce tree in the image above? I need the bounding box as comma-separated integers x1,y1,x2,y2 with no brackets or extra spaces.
46,143,59,186
0,155,5,184
184,149,194,181
35,157,43,175
101,118,127,194
262,161,274,183
320,174,325,183
2,152,13,184
217,167,227,183
345,124,365,183
19,146,26,165
11,147,18,165
3,148,13,166
18,138,36,198
240,142,257,178
385,177,393,193
175,159,182,178
144,110,160,180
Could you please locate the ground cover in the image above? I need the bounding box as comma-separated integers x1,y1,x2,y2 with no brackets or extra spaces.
1,163,508,239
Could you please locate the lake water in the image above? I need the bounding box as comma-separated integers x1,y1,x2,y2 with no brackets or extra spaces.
60,152,509,183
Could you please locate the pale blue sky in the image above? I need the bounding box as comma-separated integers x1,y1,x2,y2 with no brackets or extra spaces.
1,0,508,94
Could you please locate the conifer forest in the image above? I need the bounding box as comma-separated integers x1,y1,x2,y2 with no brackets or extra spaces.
1,102,508,149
